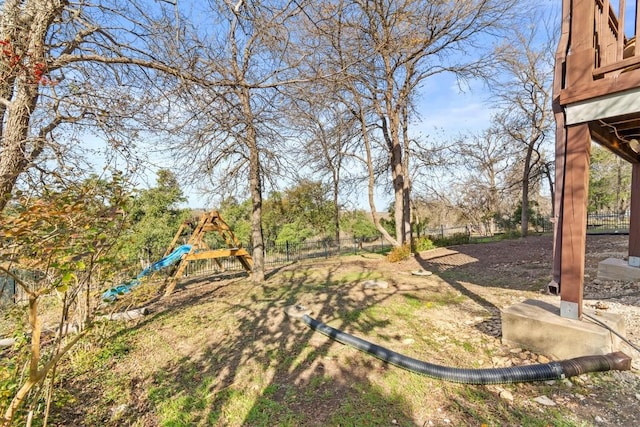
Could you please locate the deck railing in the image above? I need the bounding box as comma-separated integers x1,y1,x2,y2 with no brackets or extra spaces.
594,0,640,77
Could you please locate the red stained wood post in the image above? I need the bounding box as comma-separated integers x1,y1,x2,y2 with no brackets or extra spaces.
554,0,640,319
629,163,640,266
559,124,592,320
550,109,566,293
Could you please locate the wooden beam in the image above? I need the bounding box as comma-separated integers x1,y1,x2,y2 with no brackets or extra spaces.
550,0,571,293
565,0,596,89
593,54,640,77
629,163,640,265
163,223,187,258
560,70,640,105
559,124,592,320
550,104,567,293
589,121,640,163
184,248,251,261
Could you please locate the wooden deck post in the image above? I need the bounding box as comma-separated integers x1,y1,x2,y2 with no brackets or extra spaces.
559,123,591,320
629,163,640,266
550,107,566,294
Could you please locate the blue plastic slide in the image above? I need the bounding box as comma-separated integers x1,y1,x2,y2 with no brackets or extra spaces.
102,244,193,302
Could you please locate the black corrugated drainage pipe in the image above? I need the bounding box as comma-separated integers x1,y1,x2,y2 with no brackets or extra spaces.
300,314,631,385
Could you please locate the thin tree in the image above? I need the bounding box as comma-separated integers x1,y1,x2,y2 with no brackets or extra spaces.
490,18,555,237
161,0,313,282
449,127,514,234
0,0,206,212
308,0,524,247
290,96,360,243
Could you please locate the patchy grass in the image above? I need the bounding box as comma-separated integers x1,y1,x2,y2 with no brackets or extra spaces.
5,235,639,426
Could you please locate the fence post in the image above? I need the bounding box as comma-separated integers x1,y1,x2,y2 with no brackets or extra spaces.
324,241,328,258
440,224,444,239
286,241,290,263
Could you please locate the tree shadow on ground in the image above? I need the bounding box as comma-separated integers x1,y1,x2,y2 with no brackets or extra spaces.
54,237,640,426
60,259,420,426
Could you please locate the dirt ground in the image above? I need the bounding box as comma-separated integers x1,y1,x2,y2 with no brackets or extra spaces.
411,234,640,349
138,233,640,426
399,233,640,426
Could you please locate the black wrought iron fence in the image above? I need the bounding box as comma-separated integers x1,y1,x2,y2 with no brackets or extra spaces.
181,236,393,278
0,274,16,304
586,211,630,233
176,212,628,282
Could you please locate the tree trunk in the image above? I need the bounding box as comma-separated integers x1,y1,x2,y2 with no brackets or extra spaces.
333,181,340,243
241,88,265,283
0,0,67,212
0,82,40,211
390,136,405,246
249,150,265,282
521,178,530,237
521,144,534,237
401,104,412,246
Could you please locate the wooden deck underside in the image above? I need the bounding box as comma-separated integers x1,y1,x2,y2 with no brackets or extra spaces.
554,0,640,318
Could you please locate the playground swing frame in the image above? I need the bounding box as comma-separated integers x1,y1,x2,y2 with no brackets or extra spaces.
163,210,253,296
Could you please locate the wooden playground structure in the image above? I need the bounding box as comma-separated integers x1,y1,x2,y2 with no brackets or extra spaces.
552,0,640,319
163,211,253,296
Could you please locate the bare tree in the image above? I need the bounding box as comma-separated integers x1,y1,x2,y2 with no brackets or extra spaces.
490,17,556,237
449,128,514,234
0,0,207,212
160,0,313,282
307,0,524,247
289,95,361,242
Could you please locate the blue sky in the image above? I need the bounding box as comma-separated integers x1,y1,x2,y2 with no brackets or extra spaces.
412,74,493,138
120,1,561,211
172,73,495,211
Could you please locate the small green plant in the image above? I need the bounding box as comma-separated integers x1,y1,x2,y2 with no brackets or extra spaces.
432,232,471,246
413,236,436,252
386,244,411,262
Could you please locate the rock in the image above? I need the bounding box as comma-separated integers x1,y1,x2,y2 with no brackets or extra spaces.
97,307,149,322
509,347,522,354
411,269,433,277
595,415,605,423
402,338,415,345
362,279,389,289
538,355,550,363
284,304,312,318
635,393,640,401
110,404,129,420
499,390,514,401
0,338,16,348
533,395,556,406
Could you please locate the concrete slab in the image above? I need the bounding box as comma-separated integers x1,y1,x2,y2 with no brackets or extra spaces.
501,299,626,359
597,257,640,281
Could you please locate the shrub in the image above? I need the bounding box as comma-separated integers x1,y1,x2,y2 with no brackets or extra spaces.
386,244,411,262
413,237,435,252
431,232,470,247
